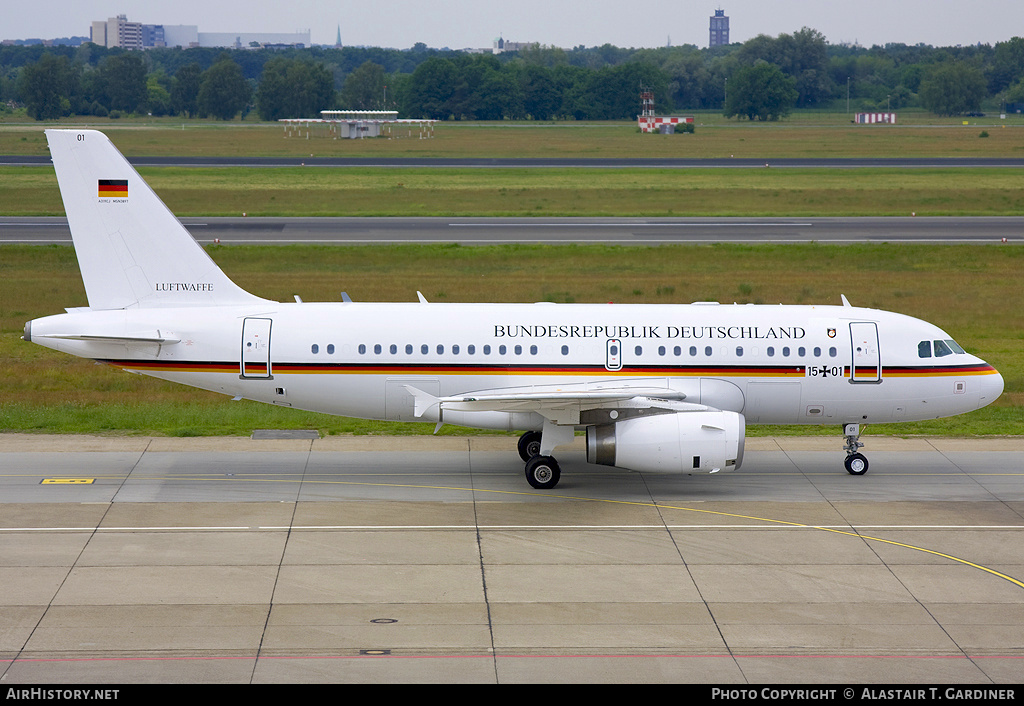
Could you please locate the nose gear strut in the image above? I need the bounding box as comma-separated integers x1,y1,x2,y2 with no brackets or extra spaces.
843,423,869,475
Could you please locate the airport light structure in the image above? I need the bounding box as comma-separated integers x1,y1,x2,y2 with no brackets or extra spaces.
280,110,435,140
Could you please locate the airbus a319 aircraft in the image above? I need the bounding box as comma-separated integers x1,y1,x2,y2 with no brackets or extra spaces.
24,130,1004,489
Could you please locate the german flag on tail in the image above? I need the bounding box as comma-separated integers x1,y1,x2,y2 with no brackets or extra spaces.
98,179,128,199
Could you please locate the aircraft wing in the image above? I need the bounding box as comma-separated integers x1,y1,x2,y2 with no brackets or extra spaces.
405,380,716,426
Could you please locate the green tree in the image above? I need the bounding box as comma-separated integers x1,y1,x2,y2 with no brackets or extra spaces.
737,28,831,106
990,37,1024,94
256,57,335,120
99,54,147,114
339,60,385,110
473,69,523,120
662,48,711,109
404,56,458,119
919,62,986,116
17,53,78,120
518,64,560,119
146,73,172,116
198,54,251,120
171,62,201,117
725,62,797,121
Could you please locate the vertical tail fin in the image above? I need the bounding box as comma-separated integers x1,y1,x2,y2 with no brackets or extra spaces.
45,129,270,310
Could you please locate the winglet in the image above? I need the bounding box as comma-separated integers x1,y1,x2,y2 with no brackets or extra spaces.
841,294,852,307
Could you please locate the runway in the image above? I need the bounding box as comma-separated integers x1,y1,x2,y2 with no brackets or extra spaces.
3,216,1023,245
1,433,1022,684
5,155,1024,168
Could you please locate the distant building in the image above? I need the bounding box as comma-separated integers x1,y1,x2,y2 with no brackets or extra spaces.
493,37,537,54
92,15,197,49
709,9,729,48
89,15,307,49
92,15,145,50
198,32,309,49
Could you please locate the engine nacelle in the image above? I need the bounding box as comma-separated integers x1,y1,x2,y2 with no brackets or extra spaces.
586,411,745,474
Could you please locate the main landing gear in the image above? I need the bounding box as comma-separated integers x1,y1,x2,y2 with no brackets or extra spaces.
843,423,869,475
518,430,561,490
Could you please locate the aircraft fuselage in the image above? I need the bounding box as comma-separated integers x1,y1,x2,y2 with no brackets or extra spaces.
27,301,1002,428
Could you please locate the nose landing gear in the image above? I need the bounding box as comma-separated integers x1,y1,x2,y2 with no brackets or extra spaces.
843,423,869,475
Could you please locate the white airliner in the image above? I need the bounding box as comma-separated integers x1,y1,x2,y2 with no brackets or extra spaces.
24,129,1004,489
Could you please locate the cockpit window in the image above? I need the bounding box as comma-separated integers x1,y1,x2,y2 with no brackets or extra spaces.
919,339,965,358
921,338,966,358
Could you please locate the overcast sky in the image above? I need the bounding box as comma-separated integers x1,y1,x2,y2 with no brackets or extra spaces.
6,0,1022,50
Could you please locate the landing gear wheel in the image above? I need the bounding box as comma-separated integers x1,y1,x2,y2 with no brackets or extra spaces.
517,430,543,462
845,453,869,475
525,455,561,490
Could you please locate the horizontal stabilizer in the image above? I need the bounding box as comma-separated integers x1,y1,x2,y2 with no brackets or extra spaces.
34,332,180,344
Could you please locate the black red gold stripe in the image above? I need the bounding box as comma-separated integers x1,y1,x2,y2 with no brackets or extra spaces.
99,359,999,379
98,179,128,198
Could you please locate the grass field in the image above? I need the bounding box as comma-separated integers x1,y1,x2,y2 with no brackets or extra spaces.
4,165,1024,217
2,114,1024,160
1,243,1020,438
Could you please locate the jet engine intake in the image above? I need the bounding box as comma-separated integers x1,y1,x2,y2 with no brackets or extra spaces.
586,411,745,474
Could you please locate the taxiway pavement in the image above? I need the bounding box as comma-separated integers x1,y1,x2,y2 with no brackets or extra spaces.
4,215,1024,246
1,434,1022,684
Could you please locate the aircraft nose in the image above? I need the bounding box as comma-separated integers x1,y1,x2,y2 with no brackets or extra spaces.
976,365,1004,408
974,362,1007,407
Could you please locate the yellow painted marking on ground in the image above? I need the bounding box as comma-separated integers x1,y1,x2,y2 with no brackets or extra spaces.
36,471,1022,591
41,478,95,485
266,476,1024,591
